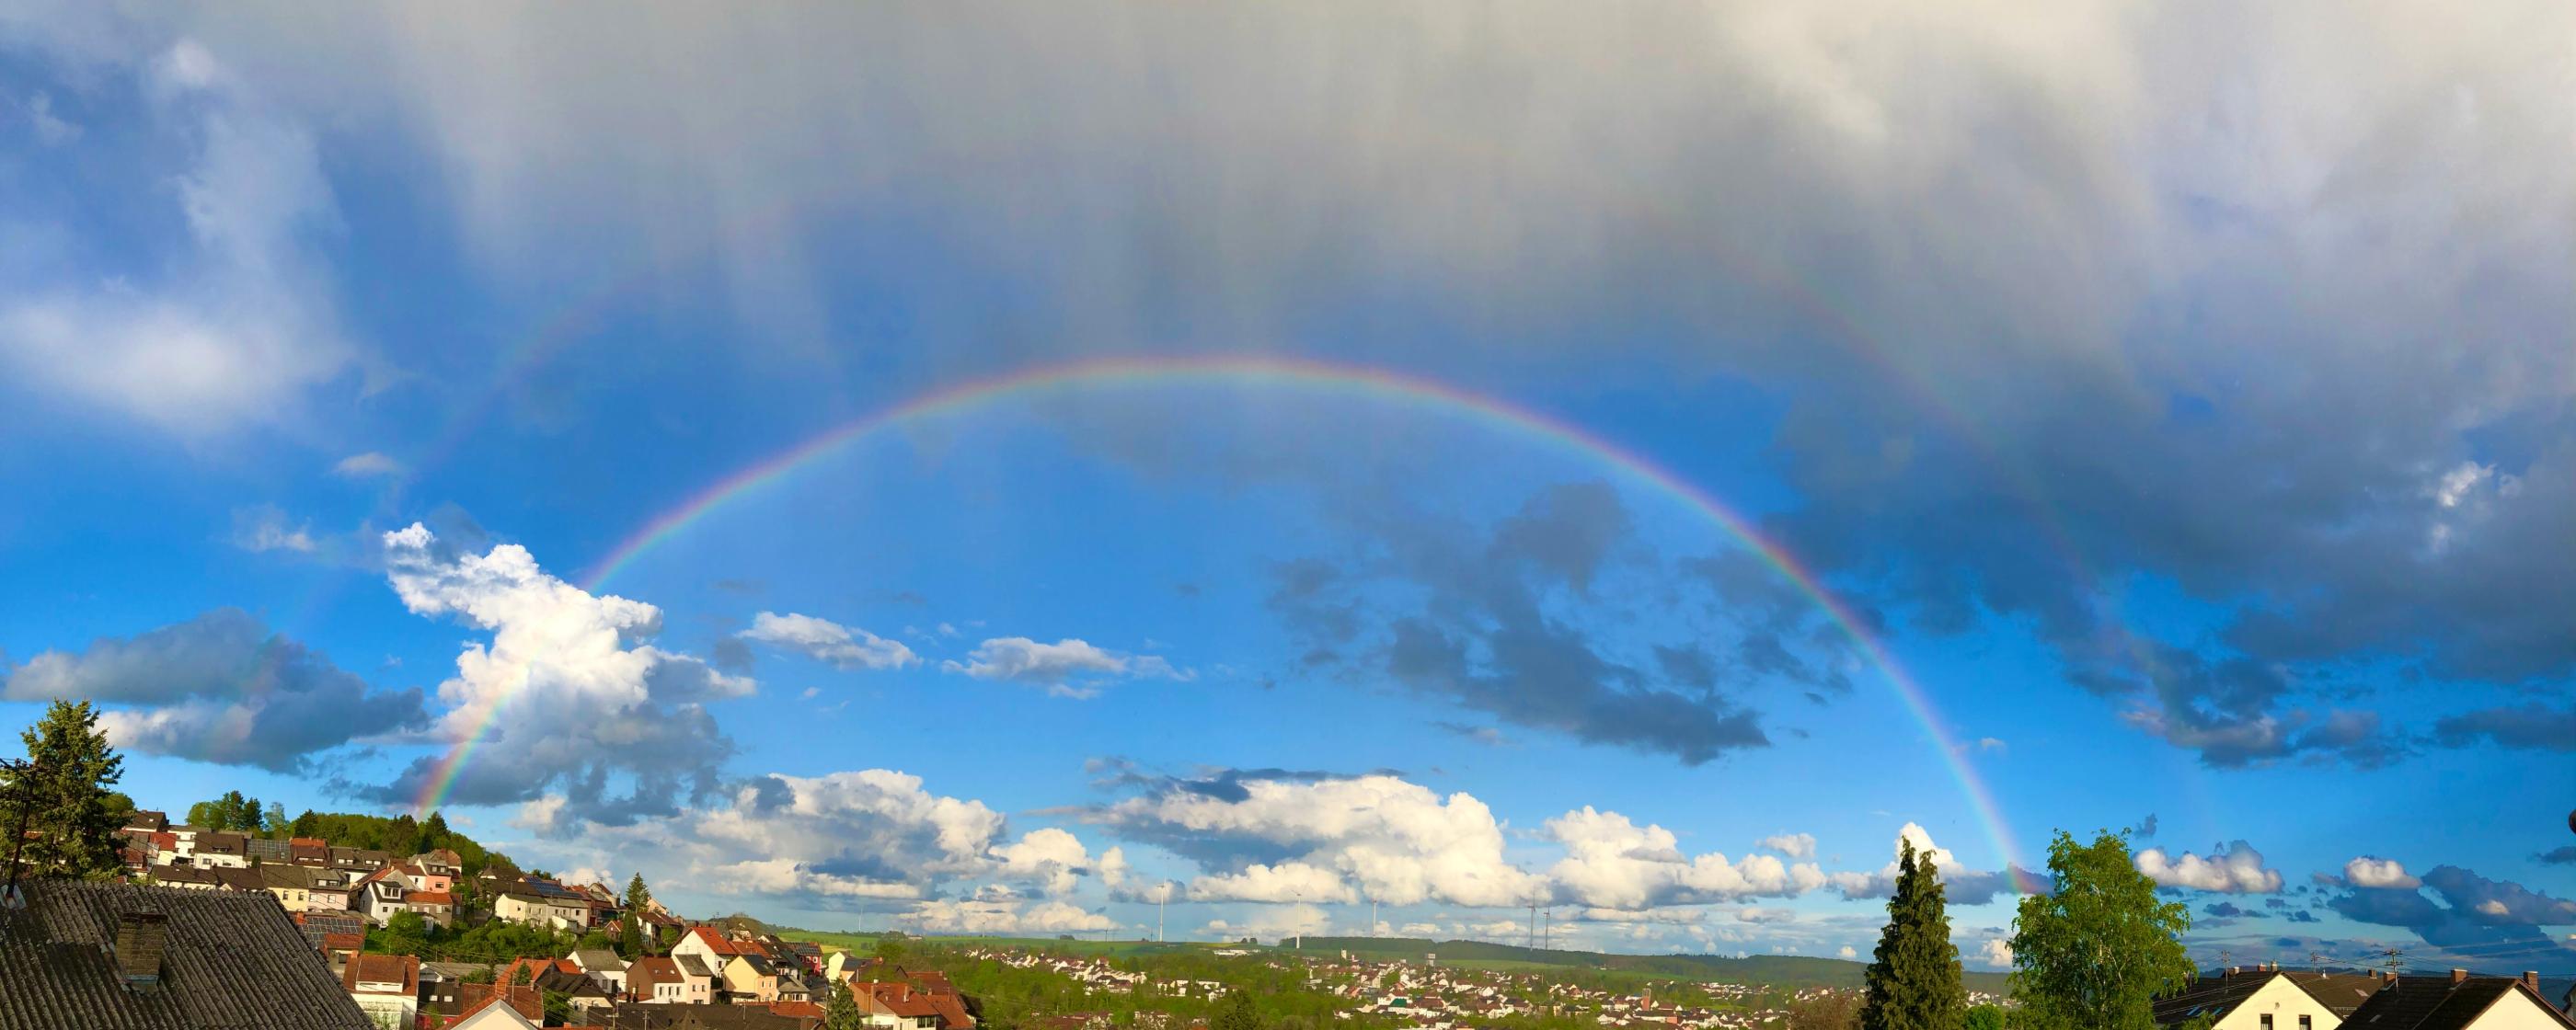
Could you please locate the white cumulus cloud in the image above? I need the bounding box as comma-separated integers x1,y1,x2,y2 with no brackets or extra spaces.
2342,856,2420,889
742,611,917,670
2135,841,2283,894
943,636,1187,697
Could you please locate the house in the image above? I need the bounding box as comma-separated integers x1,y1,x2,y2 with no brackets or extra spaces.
448,996,544,1030
247,836,293,864
125,809,169,832
407,888,457,927
537,967,616,1017
2155,966,2386,1029
307,876,357,913
572,948,631,994
191,830,251,869
413,848,465,878
448,985,545,1027
392,860,456,895
633,956,720,1004
420,962,493,1017
594,1001,825,1028
853,981,950,1030
262,862,325,911
330,846,392,871
2339,971,2575,1030
344,953,421,1029
496,887,592,929
722,952,788,1003
293,909,369,953
824,951,883,984
292,837,332,865
355,868,410,925
0,879,375,1029
673,926,749,969
320,933,364,977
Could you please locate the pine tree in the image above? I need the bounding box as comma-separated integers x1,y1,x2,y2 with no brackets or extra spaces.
420,811,451,853
825,982,868,1030
1214,990,1264,1030
1860,840,1964,1030
624,871,652,911
3,700,128,880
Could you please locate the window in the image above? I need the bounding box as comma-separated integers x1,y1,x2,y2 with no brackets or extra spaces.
2299,1019,2311,1030
2260,1016,2271,1029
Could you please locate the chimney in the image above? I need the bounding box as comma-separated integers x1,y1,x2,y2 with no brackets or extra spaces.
110,912,167,990
2449,968,2467,986
2524,972,2540,990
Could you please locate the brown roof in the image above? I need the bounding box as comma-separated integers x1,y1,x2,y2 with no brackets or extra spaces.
0,880,374,1029
342,953,422,996
451,983,543,1022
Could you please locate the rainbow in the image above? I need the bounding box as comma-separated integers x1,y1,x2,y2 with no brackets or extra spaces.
409,353,2030,884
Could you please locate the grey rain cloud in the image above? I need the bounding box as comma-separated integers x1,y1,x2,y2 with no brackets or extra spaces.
0,607,426,772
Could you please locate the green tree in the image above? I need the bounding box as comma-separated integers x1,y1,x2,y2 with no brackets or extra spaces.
2007,830,2196,1030
291,809,321,839
624,871,652,911
875,937,908,967
825,982,868,1030
185,790,263,832
420,811,451,853
383,813,420,857
3,700,128,880
263,801,289,840
1860,840,1964,1030
1214,990,1264,1030
1963,1004,2007,1030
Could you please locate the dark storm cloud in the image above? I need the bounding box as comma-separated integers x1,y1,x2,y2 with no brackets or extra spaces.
1265,483,1787,765
2432,703,2576,751
2536,846,2576,865
2088,644,2404,769
22,2,2576,771
2325,864,2576,967
0,608,427,772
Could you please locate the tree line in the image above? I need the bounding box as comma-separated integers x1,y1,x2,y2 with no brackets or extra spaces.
1790,830,2198,1030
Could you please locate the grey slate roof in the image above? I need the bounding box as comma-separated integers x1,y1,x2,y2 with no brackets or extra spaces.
0,879,374,1030
2342,975,2576,1030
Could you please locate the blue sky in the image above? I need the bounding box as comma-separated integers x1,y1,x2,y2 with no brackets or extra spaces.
1,3,2570,972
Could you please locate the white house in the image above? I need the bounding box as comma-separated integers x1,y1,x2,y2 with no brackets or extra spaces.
2340,972,2575,1030
342,953,420,1030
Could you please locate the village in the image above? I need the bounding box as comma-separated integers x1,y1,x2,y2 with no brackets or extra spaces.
0,795,2564,1030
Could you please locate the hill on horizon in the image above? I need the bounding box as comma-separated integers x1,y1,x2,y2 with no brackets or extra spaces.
1279,935,2014,992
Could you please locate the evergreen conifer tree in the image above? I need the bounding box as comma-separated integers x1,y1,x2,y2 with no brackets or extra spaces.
1859,840,1965,1030
825,982,868,1030
3,700,128,880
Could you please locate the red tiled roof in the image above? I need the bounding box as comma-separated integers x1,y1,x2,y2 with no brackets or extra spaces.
685,926,742,956
771,1001,827,1018
449,983,543,1023
341,953,420,995
408,890,454,904
320,933,362,951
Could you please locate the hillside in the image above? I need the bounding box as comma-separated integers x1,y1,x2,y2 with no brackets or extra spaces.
1282,936,2014,992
